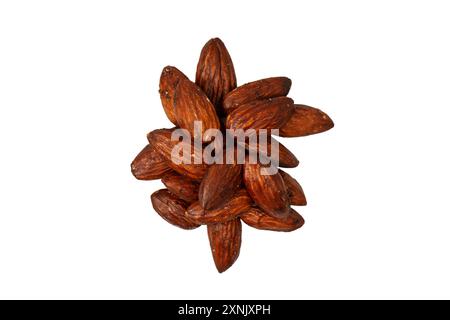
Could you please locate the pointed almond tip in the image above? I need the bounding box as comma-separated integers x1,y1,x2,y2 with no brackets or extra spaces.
288,208,305,230
294,219,305,231
216,266,224,273
300,218,305,228
321,110,334,131
283,77,292,89
286,157,300,168
130,161,138,176
323,119,334,133
329,118,335,130
215,263,230,273
292,199,307,206
204,38,219,46
130,157,146,180
146,131,153,144
130,163,137,179
161,65,174,75
205,37,226,50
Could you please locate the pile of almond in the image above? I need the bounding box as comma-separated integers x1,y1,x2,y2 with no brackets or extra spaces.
131,38,333,272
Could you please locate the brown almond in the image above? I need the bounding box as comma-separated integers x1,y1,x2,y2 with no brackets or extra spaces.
150,189,200,230
226,97,294,132
243,160,290,218
277,142,299,168
279,104,334,137
131,144,172,180
196,38,237,113
241,207,304,232
161,171,199,203
223,77,292,113
207,218,242,273
186,189,252,224
147,128,207,181
240,135,299,168
159,66,188,125
173,78,221,142
199,163,243,210
279,170,307,206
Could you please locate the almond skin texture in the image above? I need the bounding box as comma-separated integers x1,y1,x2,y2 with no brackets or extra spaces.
199,163,243,210
173,78,221,142
207,218,242,273
147,128,207,181
161,171,199,203
159,66,188,125
226,97,294,133
130,144,172,180
244,161,290,218
223,77,292,113
186,189,252,224
196,38,237,113
240,136,299,168
279,170,307,206
150,189,200,230
279,104,334,137
241,207,304,232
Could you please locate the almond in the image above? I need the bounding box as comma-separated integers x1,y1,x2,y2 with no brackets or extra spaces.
241,207,304,232
161,171,199,203
199,163,243,210
133,38,334,273
279,170,307,206
223,77,292,113
173,78,221,142
130,144,172,180
279,104,334,137
207,218,242,273
150,189,200,230
226,97,294,133
159,66,188,125
196,38,237,113
147,128,207,181
277,142,299,168
243,160,290,218
186,189,251,224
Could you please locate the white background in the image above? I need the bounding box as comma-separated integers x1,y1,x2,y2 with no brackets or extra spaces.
1,0,449,299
